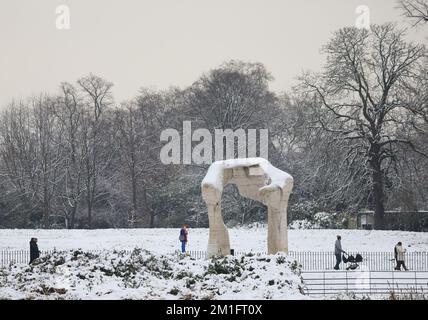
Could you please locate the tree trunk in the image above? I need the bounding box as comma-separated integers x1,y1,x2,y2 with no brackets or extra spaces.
370,145,386,230
87,186,92,229
70,204,77,229
372,169,386,230
43,180,50,228
141,184,153,227
131,170,138,220
87,203,92,229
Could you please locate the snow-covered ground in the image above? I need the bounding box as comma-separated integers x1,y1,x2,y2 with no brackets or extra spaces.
0,249,307,300
1,227,427,300
302,269,428,298
1,227,427,252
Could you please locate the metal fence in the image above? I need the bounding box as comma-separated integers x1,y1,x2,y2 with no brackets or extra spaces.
290,251,428,271
188,251,428,271
1,250,427,271
301,270,428,296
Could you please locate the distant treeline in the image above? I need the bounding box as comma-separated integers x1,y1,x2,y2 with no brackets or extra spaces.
0,24,427,230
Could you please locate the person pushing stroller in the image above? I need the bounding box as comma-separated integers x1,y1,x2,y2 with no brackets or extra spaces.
333,235,363,270
334,235,346,270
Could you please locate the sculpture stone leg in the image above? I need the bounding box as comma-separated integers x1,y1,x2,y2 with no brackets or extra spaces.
261,184,292,254
207,203,231,256
203,184,231,257
267,205,288,254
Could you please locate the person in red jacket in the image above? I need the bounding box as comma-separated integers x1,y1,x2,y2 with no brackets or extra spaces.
179,224,188,253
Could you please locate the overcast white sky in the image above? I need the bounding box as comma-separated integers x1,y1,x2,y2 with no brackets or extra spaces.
0,0,426,108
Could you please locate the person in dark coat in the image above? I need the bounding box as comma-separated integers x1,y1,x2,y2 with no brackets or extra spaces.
29,238,40,264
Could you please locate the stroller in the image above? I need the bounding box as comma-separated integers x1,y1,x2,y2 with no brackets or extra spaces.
343,252,363,270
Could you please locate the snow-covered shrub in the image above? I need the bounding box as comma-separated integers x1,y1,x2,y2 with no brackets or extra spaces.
313,212,348,229
288,219,316,229
289,200,321,222
0,249,307,300
288,212,349,229
313,212,332,228
239,222,267,230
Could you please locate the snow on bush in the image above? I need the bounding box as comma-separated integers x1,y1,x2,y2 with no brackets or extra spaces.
313,212,348,229
239,222,267,230
0,249,306,300
288,219,315,230
289,212,348,229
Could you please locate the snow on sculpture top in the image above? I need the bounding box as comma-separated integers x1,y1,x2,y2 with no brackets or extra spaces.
201,157,293,198
201,157,294,256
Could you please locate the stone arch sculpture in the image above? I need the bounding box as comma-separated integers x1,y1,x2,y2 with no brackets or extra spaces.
201,158,293,257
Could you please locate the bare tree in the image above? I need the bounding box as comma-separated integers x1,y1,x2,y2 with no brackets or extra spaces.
114,100,156,227
272,93,373,217
32,95,62,227
0,97,62,228
398,0,428,26
134,89,179,227
299,24,427,229
53,83,86,228
77,74,113,228
186,60,277,131
0,102,39,224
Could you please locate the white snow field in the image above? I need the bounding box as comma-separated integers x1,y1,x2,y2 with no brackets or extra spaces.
0,227,427,300
0,227,427,252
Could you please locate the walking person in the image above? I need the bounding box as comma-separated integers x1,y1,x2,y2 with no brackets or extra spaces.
394,242,409,271
334,235,346,270
179,224,188,253
394,242,398,262
29,238,40,264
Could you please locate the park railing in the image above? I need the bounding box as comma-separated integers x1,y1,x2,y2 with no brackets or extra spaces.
289,251,428,271
189,250,428,271
1,249,427,271
301,270,428,297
